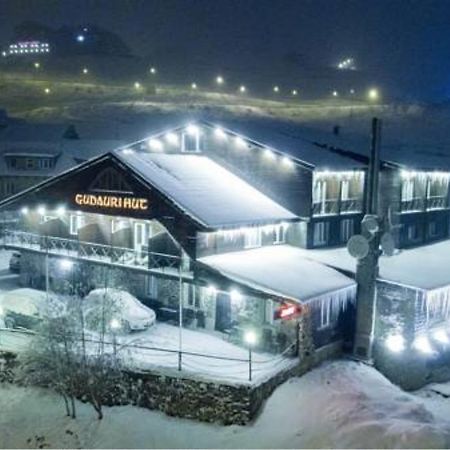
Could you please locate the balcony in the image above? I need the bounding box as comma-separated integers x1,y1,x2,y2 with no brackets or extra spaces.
2,230,191,280
426,195,448,211
313,198,363,216
400,197,425,213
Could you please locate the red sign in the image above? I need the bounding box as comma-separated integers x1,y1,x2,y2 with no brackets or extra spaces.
274,303,302,320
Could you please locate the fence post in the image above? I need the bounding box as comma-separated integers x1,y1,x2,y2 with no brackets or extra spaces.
178,351,182,371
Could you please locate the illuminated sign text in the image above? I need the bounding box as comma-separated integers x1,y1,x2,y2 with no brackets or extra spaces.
75,194,148,211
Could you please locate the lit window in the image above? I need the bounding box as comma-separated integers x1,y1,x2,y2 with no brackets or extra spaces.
340,219,354,243
273,224,286,244
70,214,85,235
244,227,262,249
401,179,415,202
181,132,201,153
313,222,329,246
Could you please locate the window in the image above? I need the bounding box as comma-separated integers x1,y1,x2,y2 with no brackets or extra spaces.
181,132,201,153
90,168,132,193
244,227,262,249
428,221,438,238
341,179,350,201
38,158,53,169
407,224,419,241
313,180,327,213
273,224,286,244
401,179,415,202
313,222,329,246
340,218,354,243
111,219,129,234
320,300,332,328
70,214,85,235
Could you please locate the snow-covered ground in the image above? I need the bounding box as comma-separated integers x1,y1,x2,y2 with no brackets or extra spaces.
1,360,450,449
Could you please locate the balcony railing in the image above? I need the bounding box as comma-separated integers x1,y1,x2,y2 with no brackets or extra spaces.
426,195,448,210
2,230,185,276
400,197,425,213
313,198,363,216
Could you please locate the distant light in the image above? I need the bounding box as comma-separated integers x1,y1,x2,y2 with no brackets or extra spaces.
350,89,355,94
368,88,379,101
82,67,88,74
239,85,246,93
1,51,6,57
21,207,29,215
148,138,163,150
56,206,66,216
165,132,179,145
59,259,73,270
273,86,279,93
292,89,298,96
34,62,40,69
264,148,276,159
37,206,46,215
282,156,294,167
413,335,434,354
44,88,51,94
76,34,85,43
433,329,449,344
186,124,199,135
110,318,121,330
244,330,257,346
385,334,405,353
216,75,224,85
214,127,227,140
134,82,141,89
122,148,134,155
149,67,157,74
332,91,338,97
191,82,197,90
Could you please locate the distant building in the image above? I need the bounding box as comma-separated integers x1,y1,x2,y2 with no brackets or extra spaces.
2,40,50,57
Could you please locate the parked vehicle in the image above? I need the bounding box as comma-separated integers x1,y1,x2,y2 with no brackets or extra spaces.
9,252,21,272
0,288,65,330
83,288,156,333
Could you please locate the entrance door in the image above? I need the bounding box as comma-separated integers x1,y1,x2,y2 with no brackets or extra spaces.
134,222,148,254
215,292,232,332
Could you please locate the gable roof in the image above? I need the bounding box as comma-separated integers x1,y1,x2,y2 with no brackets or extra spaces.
114,151,297,228
0,150,298,230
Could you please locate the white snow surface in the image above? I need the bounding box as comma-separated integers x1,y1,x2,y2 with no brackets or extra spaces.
298,240,450,291
1,360,450,449
200,244,356,302
116,152,297,228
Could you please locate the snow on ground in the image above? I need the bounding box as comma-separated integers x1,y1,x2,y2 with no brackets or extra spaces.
1,360,450,449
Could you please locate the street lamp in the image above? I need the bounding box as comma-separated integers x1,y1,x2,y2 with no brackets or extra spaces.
273,86,279,93
34,62,40,69
82,67,88,74
149,67,157,75
216,75,224,85
134,82,141,90
244,330,257,381
239,85,246,93
191,82,197,90
368,88,379,101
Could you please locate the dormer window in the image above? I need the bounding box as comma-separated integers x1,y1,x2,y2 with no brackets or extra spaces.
181,132,201,153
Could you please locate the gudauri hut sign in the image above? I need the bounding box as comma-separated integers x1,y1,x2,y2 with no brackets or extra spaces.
74,193,149,211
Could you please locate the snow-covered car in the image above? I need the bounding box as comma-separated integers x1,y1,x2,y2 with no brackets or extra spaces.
0,288,66,330
83,288,156,333
9,252,21,272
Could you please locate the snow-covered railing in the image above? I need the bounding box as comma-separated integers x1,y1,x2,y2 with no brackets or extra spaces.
400,197,425,212
426,195,448,211
313,198,362,216
2,230,182,273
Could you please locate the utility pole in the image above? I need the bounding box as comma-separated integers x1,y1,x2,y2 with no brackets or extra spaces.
353,118,382,361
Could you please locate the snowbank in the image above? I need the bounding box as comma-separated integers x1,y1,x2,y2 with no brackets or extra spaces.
1,360,450,449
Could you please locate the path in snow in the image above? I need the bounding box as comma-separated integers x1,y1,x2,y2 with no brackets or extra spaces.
1,360,450,449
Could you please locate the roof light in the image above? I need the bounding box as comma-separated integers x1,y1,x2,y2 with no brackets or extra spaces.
186,124,199,135
385,334,405,353
433,329,449,344
122,148,134,155
56,206,66,216
214,128,227,139
21,207,29,215
282,156,294,167
207,285,217,295
165,132,179,145
413,335,434,354
230,289,243,304
37,206,46,215
234,136,246,147
148,138,163,150
264,148,276,159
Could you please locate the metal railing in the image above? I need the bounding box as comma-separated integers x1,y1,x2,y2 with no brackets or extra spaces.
426,195,448,210
400,197,425,212
2,230,181,272
313,198,363,216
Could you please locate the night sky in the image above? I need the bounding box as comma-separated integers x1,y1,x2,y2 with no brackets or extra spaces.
1,0,450,100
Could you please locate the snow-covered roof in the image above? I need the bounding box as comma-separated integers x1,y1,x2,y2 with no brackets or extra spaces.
212,118,366,171
296,241,450,291
0,139,125,177
116,152,297,228
200,245,356,303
